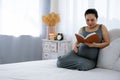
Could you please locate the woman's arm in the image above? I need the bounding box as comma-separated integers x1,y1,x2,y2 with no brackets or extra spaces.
73,28,82,53
85,25,110,48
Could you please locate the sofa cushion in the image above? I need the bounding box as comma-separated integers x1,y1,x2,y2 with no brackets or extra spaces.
109,29,120,41
97,38,120,71
113,58,120,71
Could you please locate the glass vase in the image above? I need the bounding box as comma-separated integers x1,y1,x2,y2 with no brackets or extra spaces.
46,26,57,40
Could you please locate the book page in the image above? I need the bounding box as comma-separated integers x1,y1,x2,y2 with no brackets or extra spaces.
85,32,96,39
75,33,85,39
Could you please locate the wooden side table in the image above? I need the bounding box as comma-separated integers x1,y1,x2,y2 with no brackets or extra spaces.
42,39,72,60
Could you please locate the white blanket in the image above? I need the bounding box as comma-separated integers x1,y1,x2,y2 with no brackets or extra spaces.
0,59,119,80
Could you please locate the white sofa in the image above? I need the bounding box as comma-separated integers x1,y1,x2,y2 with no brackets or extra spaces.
0,29,120,80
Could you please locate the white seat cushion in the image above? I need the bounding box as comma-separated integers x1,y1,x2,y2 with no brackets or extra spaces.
0,59,119,80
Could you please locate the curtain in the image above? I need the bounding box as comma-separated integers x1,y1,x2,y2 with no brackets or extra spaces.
1,0,41,37
0,0,50,64
0,35,42,64
56,0,120,41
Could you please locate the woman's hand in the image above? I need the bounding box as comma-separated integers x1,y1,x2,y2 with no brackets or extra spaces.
73,45,78,53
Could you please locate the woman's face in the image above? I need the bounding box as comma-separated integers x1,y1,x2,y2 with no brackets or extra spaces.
85,14,97,28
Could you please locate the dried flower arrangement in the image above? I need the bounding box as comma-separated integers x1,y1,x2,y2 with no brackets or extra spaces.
42,12,60,27
42,12,60,40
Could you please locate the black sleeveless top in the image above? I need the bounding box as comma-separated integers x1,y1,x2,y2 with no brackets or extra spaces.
78,24,103,62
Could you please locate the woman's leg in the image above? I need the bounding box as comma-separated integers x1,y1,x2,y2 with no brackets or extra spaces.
57,50,96,70
57,50,79,69
75,58,96,71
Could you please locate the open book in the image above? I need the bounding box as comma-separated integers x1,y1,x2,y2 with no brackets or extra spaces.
75,32,100,43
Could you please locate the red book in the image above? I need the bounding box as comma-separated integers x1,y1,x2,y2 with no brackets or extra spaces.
75,32,100,43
